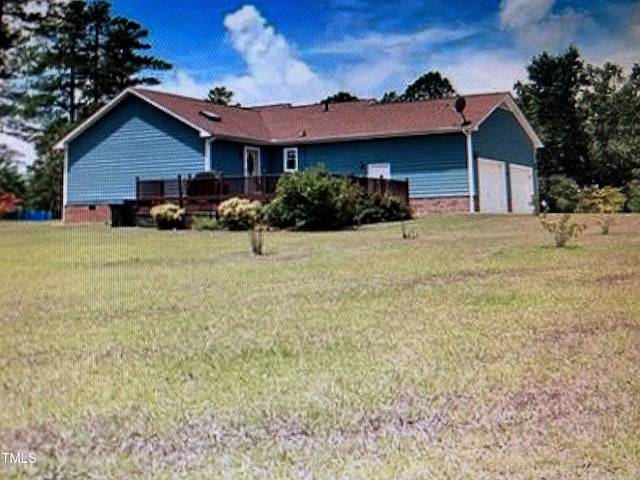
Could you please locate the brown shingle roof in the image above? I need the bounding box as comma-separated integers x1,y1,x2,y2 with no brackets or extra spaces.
133,88,273,142
57,87,542,149
133,88,512,144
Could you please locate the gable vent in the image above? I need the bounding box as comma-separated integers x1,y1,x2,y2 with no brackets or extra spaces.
199,110,221,121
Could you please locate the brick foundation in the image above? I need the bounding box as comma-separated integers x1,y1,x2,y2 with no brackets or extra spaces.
64,204,111,224
411,196,470,215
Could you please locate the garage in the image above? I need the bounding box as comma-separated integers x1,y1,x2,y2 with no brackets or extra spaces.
478,158,507,213
509,164,535,214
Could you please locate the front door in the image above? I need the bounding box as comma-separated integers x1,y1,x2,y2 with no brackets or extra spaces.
244,147,261,193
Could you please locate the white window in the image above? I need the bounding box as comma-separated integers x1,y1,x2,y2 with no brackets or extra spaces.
283,147,298,172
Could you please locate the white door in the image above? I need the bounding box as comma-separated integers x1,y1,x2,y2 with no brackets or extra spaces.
243,146,261,194
509,164,535,214
478,158,507,213
243,147,260,177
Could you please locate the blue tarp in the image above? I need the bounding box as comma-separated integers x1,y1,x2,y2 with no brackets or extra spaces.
7,210,53,221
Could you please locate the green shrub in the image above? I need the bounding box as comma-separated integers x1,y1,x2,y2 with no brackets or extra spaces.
263,196,295,229
625,181,640,213
576,186,625,234
356,192,413,224
265,167,358,230
540,175,580,213
217,197,262,230
192,214,220,231
150,203,185,229
540,213,586,247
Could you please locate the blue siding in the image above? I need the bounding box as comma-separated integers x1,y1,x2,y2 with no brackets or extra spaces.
261,146,282,174
296,134,468,198
67,96,204,204
211,142,280,175
211,140,243,175
473,108,534,165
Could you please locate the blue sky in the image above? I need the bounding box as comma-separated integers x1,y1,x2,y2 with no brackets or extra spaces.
105,0,638,104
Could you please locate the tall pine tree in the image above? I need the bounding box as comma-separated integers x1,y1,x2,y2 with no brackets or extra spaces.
102,15,171,96
24,0,171,217
27,0,171,122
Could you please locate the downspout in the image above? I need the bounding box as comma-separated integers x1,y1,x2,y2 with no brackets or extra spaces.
204,138,214,172
62,146,69,222
463,128,476,213
533,146,540,212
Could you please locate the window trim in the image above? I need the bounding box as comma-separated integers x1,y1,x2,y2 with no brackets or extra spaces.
283,147,298,173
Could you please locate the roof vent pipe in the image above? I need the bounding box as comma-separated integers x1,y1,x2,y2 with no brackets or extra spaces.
454,96,470,126
323,100,329,112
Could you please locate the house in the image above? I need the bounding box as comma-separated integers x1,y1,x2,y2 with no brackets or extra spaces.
54,88,543,223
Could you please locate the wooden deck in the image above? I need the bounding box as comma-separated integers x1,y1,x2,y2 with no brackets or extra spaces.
126,173,409,226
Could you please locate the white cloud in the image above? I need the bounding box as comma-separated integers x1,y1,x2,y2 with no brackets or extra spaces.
497,0,640,82
499,0,554,30
583,2,640,69
160,6,336,105
433,49,528,94
499,0,591,51
311,26,483,98
312,27,476,56
499,0,602,52
220,5,335,104
158,70,210,99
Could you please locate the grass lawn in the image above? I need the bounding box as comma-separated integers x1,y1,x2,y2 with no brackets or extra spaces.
1,214,639,479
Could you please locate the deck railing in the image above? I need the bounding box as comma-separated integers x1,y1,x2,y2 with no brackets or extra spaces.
137,173,408,203
132,173,409,224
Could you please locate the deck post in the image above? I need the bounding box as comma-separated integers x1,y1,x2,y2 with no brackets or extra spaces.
405,178,410,205
178,174,183,208
135,176,140,199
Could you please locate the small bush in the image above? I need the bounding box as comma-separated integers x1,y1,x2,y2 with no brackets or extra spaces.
576,186,625,234
192,214,220,231
150,203,185,229
540,213,586,247
0,192,20,218
356,192,412,224
541,175,580,213
218,197,262,230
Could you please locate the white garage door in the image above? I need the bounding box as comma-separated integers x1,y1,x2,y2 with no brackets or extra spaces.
509,164,535,214
478,158,507,213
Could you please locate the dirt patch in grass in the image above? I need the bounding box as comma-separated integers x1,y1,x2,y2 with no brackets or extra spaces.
0,392,450,474
595,272,640,286
487,373,623,441
1,377,634,477
542,314,640,351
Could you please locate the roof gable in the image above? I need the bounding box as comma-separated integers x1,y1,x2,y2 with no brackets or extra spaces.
56,88,542,149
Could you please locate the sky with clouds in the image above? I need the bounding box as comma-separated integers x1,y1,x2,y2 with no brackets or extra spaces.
102,0,639,106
